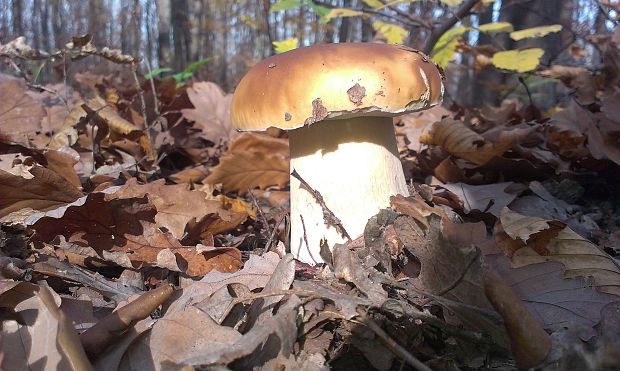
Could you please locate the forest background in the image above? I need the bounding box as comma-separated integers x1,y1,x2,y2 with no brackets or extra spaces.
0,0,613,105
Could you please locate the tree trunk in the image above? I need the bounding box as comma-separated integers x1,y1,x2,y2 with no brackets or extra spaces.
171,0,191,70
157,0,171,67
12,0,23,36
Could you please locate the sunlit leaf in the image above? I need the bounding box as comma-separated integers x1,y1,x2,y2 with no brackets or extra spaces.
307,1,330,16
320,8,363,23
477,21,513,33
270,0,302,12
491,48,544,73
430,25,468,67
361,0,384,8
510,24,562,41
440,0,464,5
372,20,408,44
273,37,299,53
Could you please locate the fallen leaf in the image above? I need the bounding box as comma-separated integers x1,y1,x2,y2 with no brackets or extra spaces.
112,178,247,240
181,81,236,145
420,118,513,165
485,252,620,341
0,79,44,144
438,182,519,217
206,132,289,193
0,282,92,371
27,192,242,275
166,252,281,315
0,165,83,219
497,208,620,297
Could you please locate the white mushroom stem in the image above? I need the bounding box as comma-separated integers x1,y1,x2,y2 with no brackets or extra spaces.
288,116,409,264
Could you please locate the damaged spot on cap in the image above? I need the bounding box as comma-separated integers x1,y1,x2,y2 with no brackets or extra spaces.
347,83,366,106
284,112,292,121
268,63,276,68
304,98,329,126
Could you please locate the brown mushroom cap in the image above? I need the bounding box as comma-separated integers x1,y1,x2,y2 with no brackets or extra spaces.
231,42,444,131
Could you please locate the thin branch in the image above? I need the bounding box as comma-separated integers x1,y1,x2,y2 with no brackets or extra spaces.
291,168,351,241
423,0,480,54
358,314,432,371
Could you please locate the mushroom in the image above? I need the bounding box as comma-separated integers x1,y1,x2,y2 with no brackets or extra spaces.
231,43,443,264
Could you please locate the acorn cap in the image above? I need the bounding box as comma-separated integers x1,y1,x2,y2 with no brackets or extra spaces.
231,42,444,131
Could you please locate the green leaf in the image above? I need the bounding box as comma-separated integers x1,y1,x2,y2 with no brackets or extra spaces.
372,20,408,44
144,67,172,79
273,37,298,53
491,48,544,72
430,25,468,67
270,0,302,12
320,8,363,23
510,24,562,41
182,58,209,74
361,0,384,8
440,0,464,5
477,21,513,33
307,1,330,16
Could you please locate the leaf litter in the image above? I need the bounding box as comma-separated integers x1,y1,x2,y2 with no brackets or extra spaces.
1,34,620,371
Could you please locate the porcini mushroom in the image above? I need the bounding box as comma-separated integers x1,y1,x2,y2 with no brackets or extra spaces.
231,43,443,264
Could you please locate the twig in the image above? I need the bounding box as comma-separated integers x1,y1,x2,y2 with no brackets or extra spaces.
5,57,69,108
300,214,319,265
131,62,150,141
247,187,271,241
358,314,432,371
291,169,351,241
143,59,160,115
264,213,285,254
423,0,480,54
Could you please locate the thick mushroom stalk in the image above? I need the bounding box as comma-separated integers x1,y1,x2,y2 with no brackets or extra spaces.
289,116,408,264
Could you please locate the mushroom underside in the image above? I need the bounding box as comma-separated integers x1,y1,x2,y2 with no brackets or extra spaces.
288,116,409,264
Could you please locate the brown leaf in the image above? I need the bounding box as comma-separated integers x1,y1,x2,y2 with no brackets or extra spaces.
485,250,620,341
167,252,282,315
206,133,289,193
113,178,247,239
419,118,512,165
438,182,520,217
27,192,242,275
181,81,237,144
124,305,242,368
396,104,450,151
0,282,92,371
0,79,44,144
0,165,83,219
497,208,620,297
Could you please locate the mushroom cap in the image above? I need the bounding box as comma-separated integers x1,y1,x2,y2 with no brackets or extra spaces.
231,42,444,131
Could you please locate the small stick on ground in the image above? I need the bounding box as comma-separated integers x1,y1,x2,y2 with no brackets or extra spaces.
359,314,432,371
291,169,351,241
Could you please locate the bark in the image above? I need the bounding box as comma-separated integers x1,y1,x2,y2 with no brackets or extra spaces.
12,0,23,36
157,0,171,67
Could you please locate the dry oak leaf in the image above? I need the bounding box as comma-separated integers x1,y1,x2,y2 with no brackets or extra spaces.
419,118,513,165
27,192,241,275
181,81,237,144
396,104,451,150
0,282,92,371
0,165,83,219
206,132,289,193
485,251,620,341
438,182,519,217
497,208,620,297
0,79,44,144
112,178,247,240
